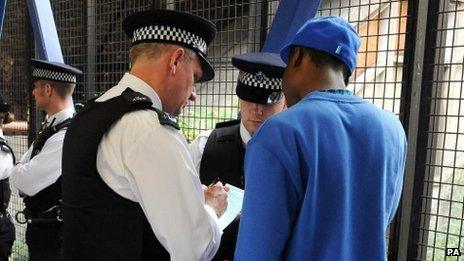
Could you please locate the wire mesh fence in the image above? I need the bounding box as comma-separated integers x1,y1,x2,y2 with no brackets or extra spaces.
318,1,408,258
0,0,32,259
413,1,464,260
0,0,463,260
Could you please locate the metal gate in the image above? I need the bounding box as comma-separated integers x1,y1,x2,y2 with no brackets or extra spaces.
0,0,463,260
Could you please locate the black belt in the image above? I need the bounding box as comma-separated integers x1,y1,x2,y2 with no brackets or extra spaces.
15,205,62,225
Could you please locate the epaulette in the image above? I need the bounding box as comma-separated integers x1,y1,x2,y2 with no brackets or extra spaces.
52,118,72,132
122,88,153,107
122,88,179,130
152,108,180,130
31,118,73,158
215,119,240,129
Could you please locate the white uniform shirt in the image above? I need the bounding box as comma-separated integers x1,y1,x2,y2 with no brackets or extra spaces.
0,129,14,180
190,121,251,175
95,73,221,261
7,107,75,196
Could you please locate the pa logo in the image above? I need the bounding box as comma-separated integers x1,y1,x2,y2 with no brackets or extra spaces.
446,248,461,256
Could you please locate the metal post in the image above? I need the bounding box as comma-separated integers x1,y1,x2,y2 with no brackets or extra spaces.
248,0,262,53
86,0,96,100
395,0,442,260
258,1,269,50
26,0,63,62
0,0,7,37
415,0,450,259
26,10,36,146
152,0,165,9
165,0,175,10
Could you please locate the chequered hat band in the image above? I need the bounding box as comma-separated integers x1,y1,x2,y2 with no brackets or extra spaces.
32,68,77,83
238,71,282,90
133,25,207,54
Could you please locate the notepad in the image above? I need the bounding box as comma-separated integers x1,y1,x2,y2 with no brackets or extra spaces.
217,184,244,230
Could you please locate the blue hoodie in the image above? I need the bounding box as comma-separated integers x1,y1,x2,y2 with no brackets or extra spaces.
235,91,407,261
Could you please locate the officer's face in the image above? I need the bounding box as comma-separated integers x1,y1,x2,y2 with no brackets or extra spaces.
166,50,202,116
240,99,285,134
32,80,50,110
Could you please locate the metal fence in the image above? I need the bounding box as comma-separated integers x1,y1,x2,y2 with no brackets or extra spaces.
0,0,463,260
400,0,464,260
1,0,32,259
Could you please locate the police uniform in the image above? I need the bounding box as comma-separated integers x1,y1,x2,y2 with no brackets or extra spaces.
7,59,82,261
235,17,408,261
190,52,285,260
0,96,15,261
61,10,221,261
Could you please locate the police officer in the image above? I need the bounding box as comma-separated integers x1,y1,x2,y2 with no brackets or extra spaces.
235,16,408,260
6,59,82,260
190,52,286,260
0,96,15,260
62,10,228,261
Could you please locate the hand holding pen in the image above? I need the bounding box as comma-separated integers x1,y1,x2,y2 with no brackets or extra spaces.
204,177,230,218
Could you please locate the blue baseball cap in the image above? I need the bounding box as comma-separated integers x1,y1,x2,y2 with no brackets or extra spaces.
280,16,361,75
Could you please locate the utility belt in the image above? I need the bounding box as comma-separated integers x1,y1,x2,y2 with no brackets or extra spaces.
15,205,62,225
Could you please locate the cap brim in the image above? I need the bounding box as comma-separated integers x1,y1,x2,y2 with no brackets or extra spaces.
236,82,284,105
198,53,215,82
280,43,292,64
31,58,83,75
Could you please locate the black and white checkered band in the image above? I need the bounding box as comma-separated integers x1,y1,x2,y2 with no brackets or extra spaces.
132,25,207,54
238,71,282,90
32,68,76,83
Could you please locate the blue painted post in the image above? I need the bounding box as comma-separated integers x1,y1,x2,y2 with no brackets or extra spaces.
262,0,322,53
26,0,63,62
0,0,7,38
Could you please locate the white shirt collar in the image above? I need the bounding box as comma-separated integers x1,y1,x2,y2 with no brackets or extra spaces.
239,121,252,147
117,73,163,111
0,129,4,138
46,107,75,127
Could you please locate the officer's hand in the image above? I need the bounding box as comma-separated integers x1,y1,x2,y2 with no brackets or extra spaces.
204,181,228,218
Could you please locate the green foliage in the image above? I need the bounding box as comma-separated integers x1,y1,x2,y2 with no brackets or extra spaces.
178,105,239,141
426,171,464,261
11,237,28,261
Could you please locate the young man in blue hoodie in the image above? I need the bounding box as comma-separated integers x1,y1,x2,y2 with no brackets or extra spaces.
235,16,408,261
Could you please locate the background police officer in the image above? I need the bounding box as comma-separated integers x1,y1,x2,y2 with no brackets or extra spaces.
190,52,286,260
6,59,82,260
0,95,15,260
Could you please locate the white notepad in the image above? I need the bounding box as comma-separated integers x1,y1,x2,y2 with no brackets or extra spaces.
217,184,244,230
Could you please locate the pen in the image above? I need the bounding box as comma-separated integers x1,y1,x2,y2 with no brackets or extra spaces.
208,177,220,188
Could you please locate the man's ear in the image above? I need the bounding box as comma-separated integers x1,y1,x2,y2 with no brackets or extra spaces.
44,83,53,97
292,47,304,68
169,48,186,75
